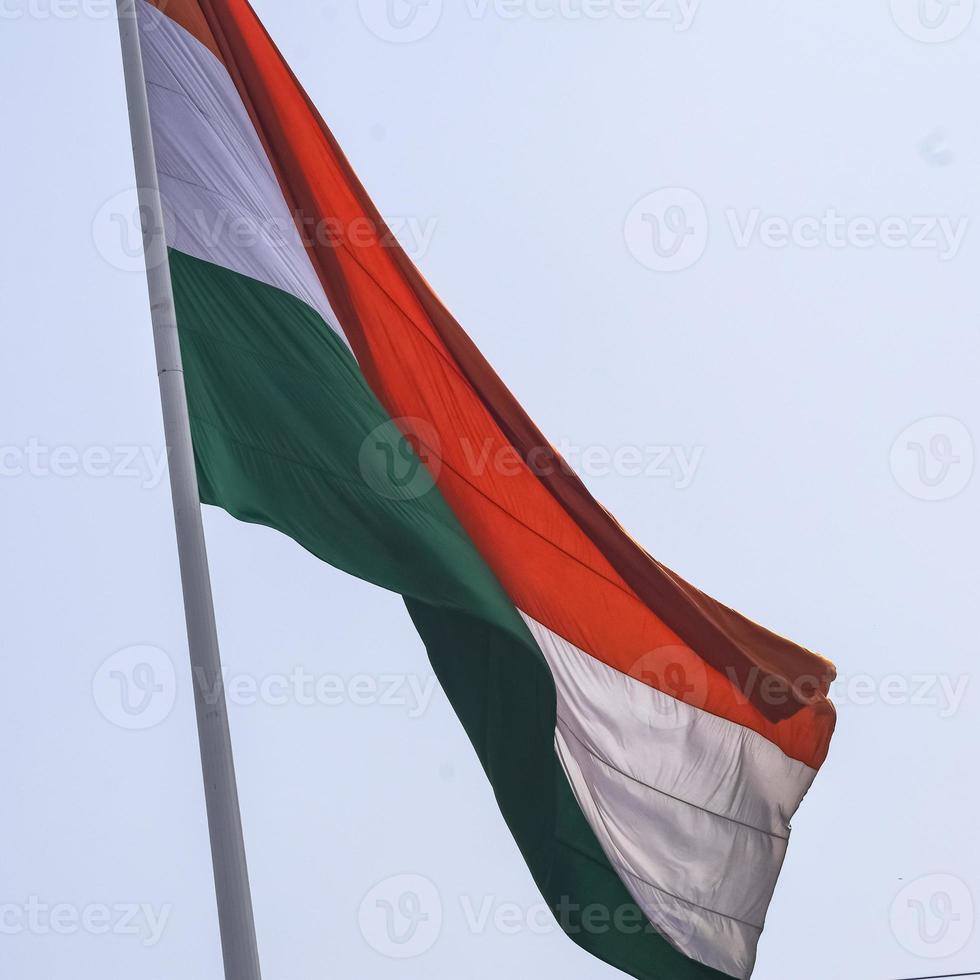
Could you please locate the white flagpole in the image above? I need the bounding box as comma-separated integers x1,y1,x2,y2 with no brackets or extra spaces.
114,3,263,978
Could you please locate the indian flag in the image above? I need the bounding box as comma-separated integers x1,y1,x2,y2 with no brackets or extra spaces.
127,2,837,977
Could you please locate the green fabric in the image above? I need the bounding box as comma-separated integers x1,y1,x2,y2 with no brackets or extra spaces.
168,247,733,980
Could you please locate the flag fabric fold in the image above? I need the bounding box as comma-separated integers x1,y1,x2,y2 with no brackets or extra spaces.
130,3,836,976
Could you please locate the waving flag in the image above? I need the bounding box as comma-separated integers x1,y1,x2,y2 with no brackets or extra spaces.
128,2,836,976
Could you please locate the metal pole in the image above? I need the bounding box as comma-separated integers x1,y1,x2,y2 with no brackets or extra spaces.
114,3,263,978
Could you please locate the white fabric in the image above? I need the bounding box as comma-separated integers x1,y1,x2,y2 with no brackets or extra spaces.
521,613,818,979
136,1,343,338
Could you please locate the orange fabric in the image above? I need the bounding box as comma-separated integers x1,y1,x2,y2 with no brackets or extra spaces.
146,0,835,769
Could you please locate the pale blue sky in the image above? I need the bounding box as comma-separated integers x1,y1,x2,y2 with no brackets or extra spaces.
2,1,980,978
